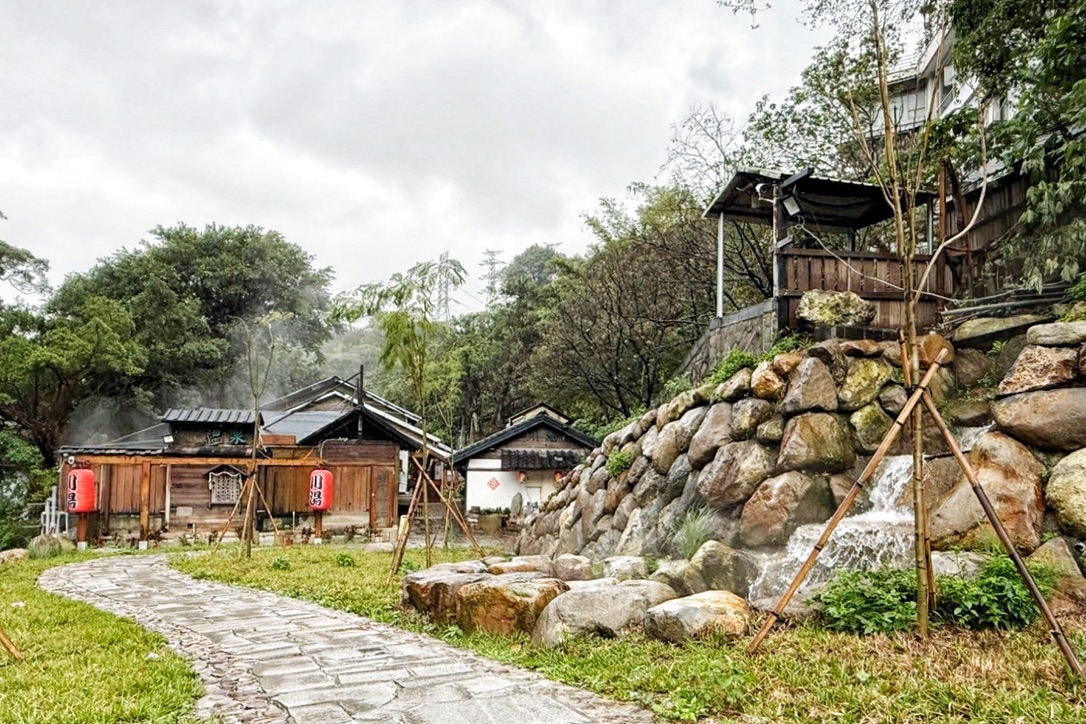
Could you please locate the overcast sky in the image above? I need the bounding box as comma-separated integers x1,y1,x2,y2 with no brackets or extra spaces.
1,0,824,311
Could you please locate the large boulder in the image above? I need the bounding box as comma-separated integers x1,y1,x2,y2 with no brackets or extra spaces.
643,591,751,643
602,555,648,581
696,440,776,511
456,577,569,635
531,579,677,647
953,348,993,388
0,549,27,565
917,333,955,367
997,345,1078,396
849,403,894,454
651,407,708,474
1027,321,1086,347
797,290,876,327
650,559,693,596
614,507,645,556
488,554,556,577
929,432,1045,553
1044,448,1086,538
779,357,838,415
739,472,835,548
402,570,499,623
751,361,786,401
1027,537,1083,579
730,398,774,441
714,367,753,402
687,402,733,469
992,389,1086,451
953,314,1048,348
553,554,594,581
776,413,855,474
837,357,894,411
682,540,758,597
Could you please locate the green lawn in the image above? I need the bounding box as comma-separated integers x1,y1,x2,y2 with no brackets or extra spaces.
0,553,202,724
170,545,1086,722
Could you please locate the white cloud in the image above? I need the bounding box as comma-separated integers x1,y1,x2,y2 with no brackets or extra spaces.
0,0,826,307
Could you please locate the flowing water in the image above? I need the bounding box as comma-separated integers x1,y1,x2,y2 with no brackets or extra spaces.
747,424,993,602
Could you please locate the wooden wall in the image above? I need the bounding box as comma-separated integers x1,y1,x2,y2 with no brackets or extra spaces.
63,441,401,533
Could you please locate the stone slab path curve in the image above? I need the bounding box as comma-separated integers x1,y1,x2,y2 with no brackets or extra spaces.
39,556,657,723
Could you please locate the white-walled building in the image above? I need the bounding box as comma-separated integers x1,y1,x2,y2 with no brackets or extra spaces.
452,405,597,514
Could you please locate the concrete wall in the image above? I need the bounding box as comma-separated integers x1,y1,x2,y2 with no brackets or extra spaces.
676,299,781,382
465,458,560,513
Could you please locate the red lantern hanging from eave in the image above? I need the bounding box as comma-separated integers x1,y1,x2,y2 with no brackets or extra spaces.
66,468,96,514
309,468,334,512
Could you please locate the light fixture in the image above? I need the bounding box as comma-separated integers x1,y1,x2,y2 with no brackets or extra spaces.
162,434,175,445
782,195,802,217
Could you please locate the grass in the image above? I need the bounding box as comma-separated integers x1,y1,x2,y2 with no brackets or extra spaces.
169,545,1086,722
0,552,202,724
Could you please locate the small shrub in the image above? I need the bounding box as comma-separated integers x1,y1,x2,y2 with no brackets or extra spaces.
988,340,1006,358
1068,275,1086,302
606,449,634,477
708,349,758,386
270,555,291,571
761,334,803,360
938,556,1057,630
27,535,72,559
675,506,716,560
815,569,918,635
662,374,693,399
335,552,356,568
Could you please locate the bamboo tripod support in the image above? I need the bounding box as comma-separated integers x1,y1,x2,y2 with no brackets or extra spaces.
0,625,22,661
385,457,485,584
746,348,1085,677
210,464,281,555
747,350,947,654
920,391,1085,677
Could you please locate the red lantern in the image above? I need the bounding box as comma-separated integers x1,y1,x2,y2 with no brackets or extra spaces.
309,468,334,512
66,468,96,514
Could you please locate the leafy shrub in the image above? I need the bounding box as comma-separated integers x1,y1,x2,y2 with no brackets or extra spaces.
816,557,1059,635
938,556,1056,630
708,349,758,386
675,506,716,559
270,555,291,571
1069,275,1086,302
606,449,635,477
335,552,356,568
815,569,918,635
662,374,693,399
574,406,647,442
762,334,803,359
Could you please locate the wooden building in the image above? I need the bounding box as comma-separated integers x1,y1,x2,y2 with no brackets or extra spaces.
56,377,449,541
451,405,597,514
680,168,952,380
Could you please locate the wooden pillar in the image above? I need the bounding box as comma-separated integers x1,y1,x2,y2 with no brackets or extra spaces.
314,511,324,543
75,514,88,547
139,461,151,541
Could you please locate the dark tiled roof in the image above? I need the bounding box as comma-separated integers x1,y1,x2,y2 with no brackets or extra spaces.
500,448,587,470
161,408,260,425
452,413,597,467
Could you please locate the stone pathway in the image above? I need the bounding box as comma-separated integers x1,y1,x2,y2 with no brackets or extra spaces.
39,556,657,723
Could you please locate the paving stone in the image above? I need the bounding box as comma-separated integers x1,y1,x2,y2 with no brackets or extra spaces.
39,555,657,724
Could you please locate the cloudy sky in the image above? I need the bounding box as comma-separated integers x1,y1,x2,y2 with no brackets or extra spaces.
1,1,824,310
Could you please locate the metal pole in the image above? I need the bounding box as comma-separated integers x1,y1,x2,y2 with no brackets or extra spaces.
921,391,1084,677
716,212,724,318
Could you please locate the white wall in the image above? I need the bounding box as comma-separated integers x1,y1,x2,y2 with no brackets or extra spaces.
465,459,560,513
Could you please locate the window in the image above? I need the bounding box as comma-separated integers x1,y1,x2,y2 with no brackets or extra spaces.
208,469,244,505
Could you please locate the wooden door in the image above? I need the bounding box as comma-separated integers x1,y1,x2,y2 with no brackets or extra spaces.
369,465,397,529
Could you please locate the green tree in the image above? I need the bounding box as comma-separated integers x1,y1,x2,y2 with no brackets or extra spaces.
529,186,721,422
51,223,334,407
952,0,1086,286
0,427,51,550
0,297,145,462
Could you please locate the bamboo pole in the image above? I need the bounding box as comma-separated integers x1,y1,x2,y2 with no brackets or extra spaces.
412,457,485,558
901,331,934,634
747,349,948,654
0,625,22,660
386,468,425,584
920,391,1084,677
